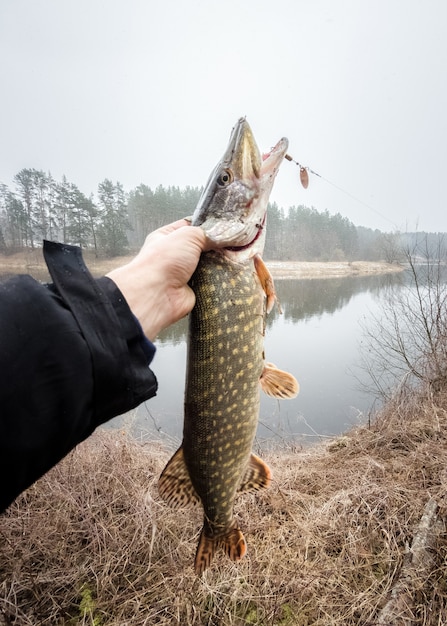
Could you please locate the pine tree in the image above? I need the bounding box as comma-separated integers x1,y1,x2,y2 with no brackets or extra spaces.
97,179,130,256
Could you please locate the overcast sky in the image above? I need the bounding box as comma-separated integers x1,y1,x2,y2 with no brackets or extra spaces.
1,0,446,232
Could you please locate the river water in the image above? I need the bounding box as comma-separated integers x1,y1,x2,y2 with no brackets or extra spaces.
119,271,403,447
0,265,403,446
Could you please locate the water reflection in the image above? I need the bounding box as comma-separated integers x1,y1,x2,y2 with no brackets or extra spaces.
157,272,402,344
125,272,403,447
0,265,402,447
270,273,401,325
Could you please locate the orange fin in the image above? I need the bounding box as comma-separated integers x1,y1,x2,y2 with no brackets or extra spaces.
238,453,272,493
253,254,281,314
260,362,299,398
221,526,247,564
158,447,200,509
194,530,218,575
194,524,247,575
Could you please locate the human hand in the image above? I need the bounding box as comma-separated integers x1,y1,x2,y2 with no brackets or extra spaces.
106,219,208,341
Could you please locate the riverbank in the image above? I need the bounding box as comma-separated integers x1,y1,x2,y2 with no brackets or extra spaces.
1,386,446,624
0,249,403,279
268,260,403,279
0,249,128,277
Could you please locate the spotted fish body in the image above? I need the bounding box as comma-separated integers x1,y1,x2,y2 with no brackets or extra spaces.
184,254,267,562
158,119,299,574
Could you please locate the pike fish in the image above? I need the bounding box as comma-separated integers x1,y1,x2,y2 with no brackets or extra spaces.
158,118,299,575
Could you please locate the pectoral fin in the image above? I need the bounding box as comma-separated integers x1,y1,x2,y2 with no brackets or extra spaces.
158,447,200,509
254,254,281,314
260,362,299,398
238,453,272,493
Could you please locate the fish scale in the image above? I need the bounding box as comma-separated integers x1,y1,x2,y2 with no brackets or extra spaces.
183,253,265,531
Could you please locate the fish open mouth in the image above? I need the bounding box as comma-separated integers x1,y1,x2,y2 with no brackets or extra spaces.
193,120,288,253
261,136,289,173
224,137,287,252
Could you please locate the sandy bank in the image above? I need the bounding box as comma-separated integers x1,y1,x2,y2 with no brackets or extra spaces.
267,259,403,279
0,250,403,280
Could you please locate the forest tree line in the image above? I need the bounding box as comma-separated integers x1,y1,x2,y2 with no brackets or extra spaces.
0,168,444,261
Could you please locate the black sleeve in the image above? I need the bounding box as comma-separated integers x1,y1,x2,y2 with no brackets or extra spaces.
0,241,157,512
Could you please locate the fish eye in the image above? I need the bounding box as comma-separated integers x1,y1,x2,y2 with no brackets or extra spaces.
216,169,233,187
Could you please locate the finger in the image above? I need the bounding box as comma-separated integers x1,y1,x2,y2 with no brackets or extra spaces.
182,284,196,314
144,219,194,246
155,219,191,236
166,224,209,252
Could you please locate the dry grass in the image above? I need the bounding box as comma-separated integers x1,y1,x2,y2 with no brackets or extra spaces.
1,389,447,625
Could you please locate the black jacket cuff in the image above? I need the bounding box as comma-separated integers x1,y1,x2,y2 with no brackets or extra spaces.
43,241,158,424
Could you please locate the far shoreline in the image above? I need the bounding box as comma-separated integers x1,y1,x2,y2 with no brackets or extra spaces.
267,260,403,279
0,249,403,280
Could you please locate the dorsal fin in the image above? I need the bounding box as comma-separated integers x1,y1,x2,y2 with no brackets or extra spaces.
238,453,272,493
158,447,200,509
260,362,299,398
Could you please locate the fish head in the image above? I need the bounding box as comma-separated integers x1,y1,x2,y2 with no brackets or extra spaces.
192,118,288,260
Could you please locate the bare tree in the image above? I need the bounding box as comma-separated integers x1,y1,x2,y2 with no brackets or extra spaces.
379,231,404,264
359,235,447,400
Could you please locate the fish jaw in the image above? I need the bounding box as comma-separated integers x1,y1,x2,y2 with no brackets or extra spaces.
192,118,288,256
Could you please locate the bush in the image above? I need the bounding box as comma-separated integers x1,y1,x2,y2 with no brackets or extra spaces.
360,235,447,400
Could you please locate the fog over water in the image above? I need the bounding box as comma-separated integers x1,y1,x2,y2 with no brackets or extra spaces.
1,1,447,232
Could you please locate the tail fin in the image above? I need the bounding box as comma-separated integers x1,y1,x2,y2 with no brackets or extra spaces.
194,523,247,575
221,526,247,563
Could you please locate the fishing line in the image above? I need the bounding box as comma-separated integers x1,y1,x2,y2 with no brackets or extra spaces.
285,153,400,230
